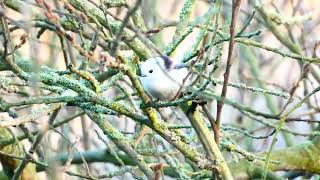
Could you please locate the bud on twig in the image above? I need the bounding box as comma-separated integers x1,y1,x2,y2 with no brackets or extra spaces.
43,1,52,12
20,34,29,45
65,31,75,43
64,3,73,13
80,13,88,22
44,11,53,20
34,0,42,4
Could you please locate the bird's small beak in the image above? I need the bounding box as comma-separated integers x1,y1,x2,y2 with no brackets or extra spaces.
136,67,147,77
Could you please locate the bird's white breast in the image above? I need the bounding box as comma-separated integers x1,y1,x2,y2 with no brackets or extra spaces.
140,67,189,100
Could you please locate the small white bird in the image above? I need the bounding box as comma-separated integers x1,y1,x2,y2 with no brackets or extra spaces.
138,56,189,100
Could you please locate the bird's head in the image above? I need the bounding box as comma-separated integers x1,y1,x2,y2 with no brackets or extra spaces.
137,56,173,78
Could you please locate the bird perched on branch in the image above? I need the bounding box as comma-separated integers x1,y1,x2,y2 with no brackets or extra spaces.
138,56,190,101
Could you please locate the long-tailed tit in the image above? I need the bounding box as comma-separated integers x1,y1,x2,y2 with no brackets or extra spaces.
138,56,189,100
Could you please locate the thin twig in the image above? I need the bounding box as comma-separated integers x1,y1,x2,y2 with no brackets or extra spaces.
12,108,61,180
214,0,241,144
110,0,142,56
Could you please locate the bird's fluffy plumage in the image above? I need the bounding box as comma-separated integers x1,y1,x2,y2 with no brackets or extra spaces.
139,57,189,100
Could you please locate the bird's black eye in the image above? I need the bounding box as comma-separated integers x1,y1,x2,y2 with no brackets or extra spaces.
149,69,153,73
